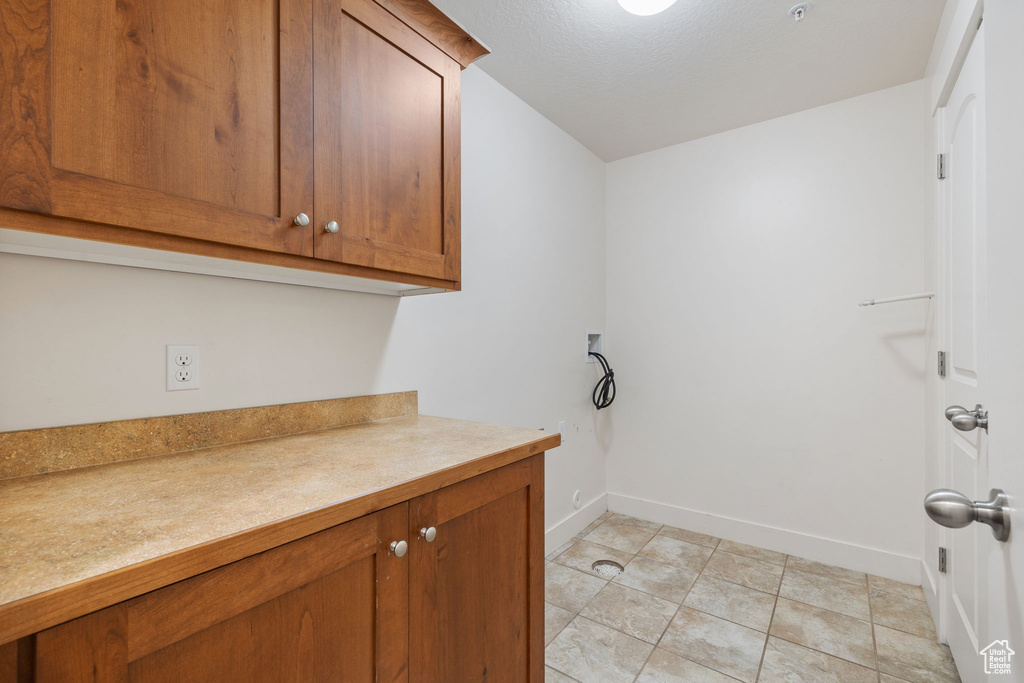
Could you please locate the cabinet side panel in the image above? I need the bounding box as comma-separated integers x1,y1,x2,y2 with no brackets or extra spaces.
528,455,545,681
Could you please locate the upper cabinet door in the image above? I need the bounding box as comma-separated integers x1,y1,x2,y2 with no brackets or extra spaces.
0,0,314,256
313,0,461,282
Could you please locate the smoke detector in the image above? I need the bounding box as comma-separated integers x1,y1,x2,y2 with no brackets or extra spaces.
789,3,811,22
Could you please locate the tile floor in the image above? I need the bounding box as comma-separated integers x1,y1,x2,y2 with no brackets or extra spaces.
544,512,960,683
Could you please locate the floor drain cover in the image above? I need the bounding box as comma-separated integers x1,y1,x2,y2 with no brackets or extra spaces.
591,560,624,578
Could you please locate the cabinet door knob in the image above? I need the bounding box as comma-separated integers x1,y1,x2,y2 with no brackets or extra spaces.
389,540,408,557
420,526,437,542
324,220,339,234
293,213,310,227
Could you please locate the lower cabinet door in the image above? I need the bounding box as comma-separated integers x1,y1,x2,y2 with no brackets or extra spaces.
409,456,545,682
33,504,409,683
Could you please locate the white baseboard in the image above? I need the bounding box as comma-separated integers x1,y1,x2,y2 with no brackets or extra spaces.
545,493,608,556
607,492,921,584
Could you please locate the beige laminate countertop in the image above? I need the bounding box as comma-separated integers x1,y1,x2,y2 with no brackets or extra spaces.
0,414,558,641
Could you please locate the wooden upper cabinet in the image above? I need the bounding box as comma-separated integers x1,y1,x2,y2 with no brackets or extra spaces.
0,0,486,288
313,0,461,281
0,0,315,256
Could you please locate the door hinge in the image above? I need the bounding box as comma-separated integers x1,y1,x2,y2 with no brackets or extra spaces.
939,547,947,573
937,153,946,179
938,351,946,377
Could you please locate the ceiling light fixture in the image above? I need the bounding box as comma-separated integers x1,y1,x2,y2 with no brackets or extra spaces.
617,0,677,17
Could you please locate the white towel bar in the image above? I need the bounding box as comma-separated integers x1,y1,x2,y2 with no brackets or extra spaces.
858,292,935,307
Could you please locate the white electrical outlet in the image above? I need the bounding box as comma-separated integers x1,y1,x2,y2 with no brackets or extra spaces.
558,421,566,441
167,345,200,391
573,490,582,510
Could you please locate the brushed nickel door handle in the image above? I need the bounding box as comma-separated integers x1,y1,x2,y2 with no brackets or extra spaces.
945,404,988,431
924,488,1010,541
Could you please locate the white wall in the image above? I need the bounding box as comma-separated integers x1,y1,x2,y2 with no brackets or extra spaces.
0,68,608,539
605,81,930,580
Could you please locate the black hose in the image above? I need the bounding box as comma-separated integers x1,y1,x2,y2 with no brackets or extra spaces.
588,351,616,410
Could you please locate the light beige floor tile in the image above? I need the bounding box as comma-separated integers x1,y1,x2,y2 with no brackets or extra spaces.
547,602,575,645
683,575,777,632
584,521,657,554
635,647,737,682
717,539,787,566
659,526,721,549
581,582,677,644
779,567,871,620
545,666,578,682
547,540,574,562
637,535,714,573
880,676,912,683
607,513,664,533
545,616,654,683
703,550,784,594
758,636,877,682
573,512,613,541
870,588,936,638
613,556,698,603
875,624,960,683
869,575,926,602
786,556,866,586
546,562,608,613
554,540,635,579
768,597,875,668
659,606,767,683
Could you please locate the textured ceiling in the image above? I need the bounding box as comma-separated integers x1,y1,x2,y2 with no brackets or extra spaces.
430,0,946,161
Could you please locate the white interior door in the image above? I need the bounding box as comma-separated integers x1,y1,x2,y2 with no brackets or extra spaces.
981,0,1024,677
940,24,988,681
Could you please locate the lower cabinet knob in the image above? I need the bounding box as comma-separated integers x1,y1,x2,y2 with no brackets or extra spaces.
293,212,310,227
390,540,408,557
324,220,339,234
420,526,437,542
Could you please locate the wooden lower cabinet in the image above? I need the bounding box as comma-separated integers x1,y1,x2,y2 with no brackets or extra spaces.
9,456,543,682
410,457,544,681
33,504,409,682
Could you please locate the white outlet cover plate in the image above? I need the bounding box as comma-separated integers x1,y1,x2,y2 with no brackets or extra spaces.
167,345,200,391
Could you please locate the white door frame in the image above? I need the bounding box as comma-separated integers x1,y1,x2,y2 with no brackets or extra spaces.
927,0,984,646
